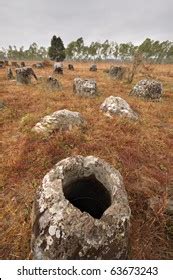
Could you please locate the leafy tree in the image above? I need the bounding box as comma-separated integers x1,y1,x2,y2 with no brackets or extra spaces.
48,35,66,61
0,48,6,59
101,40,111,59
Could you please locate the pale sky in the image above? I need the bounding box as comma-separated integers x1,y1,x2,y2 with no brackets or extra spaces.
0,0,172,49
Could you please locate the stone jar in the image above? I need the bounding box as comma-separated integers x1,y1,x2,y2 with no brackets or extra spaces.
31,156,131,259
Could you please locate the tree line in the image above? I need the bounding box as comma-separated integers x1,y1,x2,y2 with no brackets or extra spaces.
0,36,173,63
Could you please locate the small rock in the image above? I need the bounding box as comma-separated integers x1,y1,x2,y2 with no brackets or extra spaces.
32,109,86,135
100,96,138,120
89,64,97,71
35,63,44,68
68,64,74,70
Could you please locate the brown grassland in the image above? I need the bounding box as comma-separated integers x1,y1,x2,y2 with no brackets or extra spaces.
0,61,173,259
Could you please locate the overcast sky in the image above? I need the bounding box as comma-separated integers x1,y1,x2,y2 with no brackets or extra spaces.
0,0,172,49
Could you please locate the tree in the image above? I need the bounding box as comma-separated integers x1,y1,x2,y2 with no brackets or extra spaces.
101,40,111,59
48,35,66,61
0,48,6,59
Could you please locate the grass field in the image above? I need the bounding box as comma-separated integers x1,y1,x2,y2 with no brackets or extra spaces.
0,61,173,259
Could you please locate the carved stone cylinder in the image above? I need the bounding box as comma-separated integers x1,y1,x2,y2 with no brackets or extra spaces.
31,156,131,260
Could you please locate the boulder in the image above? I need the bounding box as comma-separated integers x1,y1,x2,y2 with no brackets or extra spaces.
100,96,138,120
129,79,163,100
16,67,37,84
73,78,97,97
31,155,131,259
89,64,97,71
32,109,86,135
109,66,126,79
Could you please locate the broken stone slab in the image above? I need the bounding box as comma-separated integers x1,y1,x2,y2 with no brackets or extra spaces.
31,155,131,259
89,64,97,71
32,109,86,135
109,66,126,79
129,79,163,100
16,67,38,84
73,78,97,97
100,96,138,120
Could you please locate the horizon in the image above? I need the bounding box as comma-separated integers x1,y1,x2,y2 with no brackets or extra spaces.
0,0,173,49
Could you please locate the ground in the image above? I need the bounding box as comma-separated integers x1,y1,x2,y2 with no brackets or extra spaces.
0,61,173,259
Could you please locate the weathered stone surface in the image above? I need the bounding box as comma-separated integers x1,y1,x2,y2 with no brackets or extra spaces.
31,155,131,259
100,96,138,120
109,66,126,79
7,68,14,80
73,78,97,97
47,76,61,90
16,67,37,84
68,64,74,70
89,64,97,71
32,109,86,135
129,79,163,100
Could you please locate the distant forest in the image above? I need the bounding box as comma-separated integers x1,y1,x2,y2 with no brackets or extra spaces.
0,37,173,63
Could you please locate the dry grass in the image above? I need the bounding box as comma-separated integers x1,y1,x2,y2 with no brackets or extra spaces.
0,61,173,259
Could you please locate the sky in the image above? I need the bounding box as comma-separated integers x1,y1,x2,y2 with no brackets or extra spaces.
0,0,172,49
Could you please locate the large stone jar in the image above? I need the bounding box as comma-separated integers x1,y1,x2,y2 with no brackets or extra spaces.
31,156,131,259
